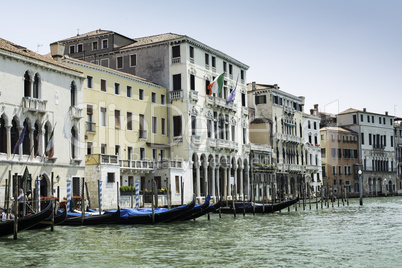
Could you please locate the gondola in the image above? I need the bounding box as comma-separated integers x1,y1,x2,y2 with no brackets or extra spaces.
0,201,53,237
28,209,68,229
184,197,223,221
172,195,211,221
112,196,196,224
220,197,299,214
59,207,121,226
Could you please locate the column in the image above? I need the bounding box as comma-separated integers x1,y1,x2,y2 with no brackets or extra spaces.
233,164,238,200
227,165,231,199
6,125,11,159
39,126,45,157
246,165,250,200
240,163,244,200
211,165,216,201
203,162,208,197
223,166,227,200
215,166,220,198
196,161,201,202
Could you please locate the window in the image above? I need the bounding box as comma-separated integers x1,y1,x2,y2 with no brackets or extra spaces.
338,166,342,175
175,176,180,194
207,120,212,138
101,144,107,154
127,86,132,98
308,121,311,129
100,107,107,127
77,44,83,52
391,136,394,147
102,39,108,49
212,56,216,68
205,53,209,65
190,74,195,90
313,122,317,130
115,83,120,95
87,142,93,155
242,93,246,107
101,79,107,92
369,133,372,145
139,89,144,100
130,54,137,67
161,118,166,135
100,59,109,67
255,95,267,105
86,105,94,132
189,46,194,59
223,61,227,73
361,132,364,144
353,115,357,124
70,81,77,106
160,149,165,161
331,148,336,157
332,166,336,175
152,116,157,134
139,114,146,139
161,94,166,105
229,64,233,75
360,114,363,122
231,125,235,141
127,147,133,160
139,147,145,160
87,76,93,89
69,45,75,54
172,45,180,58
92,41,98,51
151,92,156,103
127,112,133,130
116,56,123,69
390,118,393,125
152,149,157,161
173,116,182,137
107,173,115,183
115,145,120,156
173,74,181,90
115,110,121,129
241,70,244,80
191,116,196,136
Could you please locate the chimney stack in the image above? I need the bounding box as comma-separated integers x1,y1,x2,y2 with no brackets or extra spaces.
363,108,367,112
385,111,388,116
252,82,256,91
49,42,65,62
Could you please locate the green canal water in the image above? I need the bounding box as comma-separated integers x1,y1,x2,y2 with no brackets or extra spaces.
1,197,401,267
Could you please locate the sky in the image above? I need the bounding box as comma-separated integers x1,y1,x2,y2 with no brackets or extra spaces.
1,0,401,116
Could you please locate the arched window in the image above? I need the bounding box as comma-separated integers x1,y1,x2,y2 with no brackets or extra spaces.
71,81,77,106
22,120,30,155
44,124,49,153
34,122,39,156
33,73,40,99
11,119,18,152
0,117,6,154
71,127,77,159
24,71,31,97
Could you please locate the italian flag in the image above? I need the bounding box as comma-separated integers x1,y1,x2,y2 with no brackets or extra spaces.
207,73,225,95
46,127,55,158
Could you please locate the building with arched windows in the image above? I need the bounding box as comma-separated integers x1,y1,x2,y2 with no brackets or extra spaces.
0,38,85,207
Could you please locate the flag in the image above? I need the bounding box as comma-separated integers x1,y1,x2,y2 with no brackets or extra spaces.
226,76,239,104
46,126,55,158
207,73,225,95
12,124,27,155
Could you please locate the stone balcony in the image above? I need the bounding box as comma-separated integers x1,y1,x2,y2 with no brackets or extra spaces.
168,90,183,102
205,95,237,112
69,105,83,119
189,91,199,102
22,97,47,114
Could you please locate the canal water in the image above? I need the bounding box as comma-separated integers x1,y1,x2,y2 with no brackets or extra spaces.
1,197,401,267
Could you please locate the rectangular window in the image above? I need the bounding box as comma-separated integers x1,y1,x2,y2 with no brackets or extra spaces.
115,110,121,129
161,118,166,135
87,76,93,89
127,86,132,98
115,145,120,156
190,74,195,90
212,56,216,68
173,116,182,137
77,44,83,52
115,83,120,95
231,125,235,141
338,166,342,175
172,45,180,58
101,79,107,92
391,136,394,147
205,53,209,65
331,148,336,158
152,149,157,161
223,61,227,73
139,114,146,139
255,95,267,105
360,114,363,122
332,166,336,175
86,105,93,132
107,173,115,183
229,64,233,75
127,147,133,160
161,94,166,105
160,149,165,161
117,56,123,69
369,133,372,145
173,74,181,90
241,70,244,80
338,148,342,158
139,89,144,100
191,116,196,136
353,115,357,124
207,120,212,138
92,41,98,51
152,116,157,134
367,115,370,122
361,133,364,145
189,46,194,59
242,93,246,107
139,147,145,160
100,107,107,127
175,176,180,194
101,143,107,155
127,112,133,130
151,92,156,103
87,142,93,155
69,45,75,54
102,39,108,49
100,59,109,68
130,54,137,67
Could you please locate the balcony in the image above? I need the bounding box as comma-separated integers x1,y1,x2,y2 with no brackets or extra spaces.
139,129,147,140
243,144,251,153
173,136,183,144
69,106,83,119
157,160,183,169
206,95,214,106
242,106,249,116
168,90,183,102
86,121,96,133
120,160,155,173
101,154,119,165
209,138,217,148
189,90,198,102
191,135,201,146
373,144,385,150
22,97,47,113
305,165,320,172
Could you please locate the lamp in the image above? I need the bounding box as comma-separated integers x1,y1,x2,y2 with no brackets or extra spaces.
358,170,363,206
56,175,60,183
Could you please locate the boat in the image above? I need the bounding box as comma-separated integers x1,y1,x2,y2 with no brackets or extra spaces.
220,197,300,214
113,196,196,224
0,201,53,237
166,195,211,222
29,209,68,229
59,207,121,226
184,198,223,221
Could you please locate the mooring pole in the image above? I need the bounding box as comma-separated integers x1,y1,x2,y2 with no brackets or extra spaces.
13,173,18,240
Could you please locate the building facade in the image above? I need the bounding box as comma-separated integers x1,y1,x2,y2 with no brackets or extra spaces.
55,30,250,203
337,108,397,196
394,117,402,195
0,38,85,206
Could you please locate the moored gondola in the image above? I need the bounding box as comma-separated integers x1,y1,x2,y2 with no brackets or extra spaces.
166,195,211,222
28,209,68,229
184,197,222,220
59,207,121,226
220,197,299,214
0,201,53,237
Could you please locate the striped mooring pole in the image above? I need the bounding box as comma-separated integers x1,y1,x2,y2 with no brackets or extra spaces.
98,179,103,214
37,176,41,212
66,177,71,212
135,180,140,208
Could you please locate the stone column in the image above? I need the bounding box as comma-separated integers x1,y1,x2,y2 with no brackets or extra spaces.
203,162,208,197
211,165,216,201
6,125,11,159
215,166,220,198
233,164,238,200
246,165,250,200
223,166,228,201
196,161,201,202
240,163,244,201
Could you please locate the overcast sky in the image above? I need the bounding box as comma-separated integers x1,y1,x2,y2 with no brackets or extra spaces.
1,0,401,116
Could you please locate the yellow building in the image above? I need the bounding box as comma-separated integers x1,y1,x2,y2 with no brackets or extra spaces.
62,56,171,209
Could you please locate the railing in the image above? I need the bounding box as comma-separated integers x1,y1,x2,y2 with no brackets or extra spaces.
69,106,83,119
190,90,199,101
101,154,119,164
172,57,180,64
120,160,155,170
192,135,201,146
168,90,183,102
209,138,217,148
205,95,237,112
243,144,251,153
157,160,183,169
242,106,248,115
139,129,147,140
22,97,47,113
86,121,96,132
173,136,183,144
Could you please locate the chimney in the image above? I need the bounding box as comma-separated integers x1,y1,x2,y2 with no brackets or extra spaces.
363,108,367,112
252,82,256,91
314,104,318,110
49,42,65,62
385,111,388,116
310,109,315,115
